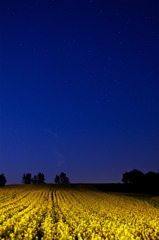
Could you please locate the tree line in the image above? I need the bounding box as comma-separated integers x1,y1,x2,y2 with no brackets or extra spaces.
122,169,159,194
122,169,159,184
0,172,70,186
1,169,159,193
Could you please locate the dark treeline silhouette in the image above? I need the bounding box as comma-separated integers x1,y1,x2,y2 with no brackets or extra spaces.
0,172,70,186
22,173,45,184
122,169,145,184
22,172,70,184
122,169,159,194
0,174,7,186
0,170,158,195
54,172,70,184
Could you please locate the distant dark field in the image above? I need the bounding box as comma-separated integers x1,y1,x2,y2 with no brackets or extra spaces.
6,182,159,194
66,183,159,195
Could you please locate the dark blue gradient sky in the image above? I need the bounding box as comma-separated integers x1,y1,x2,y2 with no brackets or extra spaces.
0,0,159,184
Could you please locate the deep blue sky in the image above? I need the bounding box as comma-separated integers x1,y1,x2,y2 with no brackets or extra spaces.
0,0,159,184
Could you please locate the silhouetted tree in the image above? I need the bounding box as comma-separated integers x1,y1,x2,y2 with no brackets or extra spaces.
59,172,70,183
31,173,45,184
37,172,45,183
122,172,129,184
55,172,70,184
32,175,38,184
0,174,7,186
22,173,32,184
54,175,60,184
145,171,157,185
122,169,144,184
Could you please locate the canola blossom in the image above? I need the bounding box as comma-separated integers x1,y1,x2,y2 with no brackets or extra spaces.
0,184,159,239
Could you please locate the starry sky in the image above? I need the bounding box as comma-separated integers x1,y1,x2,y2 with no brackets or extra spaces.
0,0,159,184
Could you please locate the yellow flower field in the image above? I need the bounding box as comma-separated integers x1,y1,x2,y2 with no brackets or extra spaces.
0,184,159,240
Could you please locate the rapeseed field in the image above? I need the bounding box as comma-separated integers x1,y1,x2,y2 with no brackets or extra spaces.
0,184,159,240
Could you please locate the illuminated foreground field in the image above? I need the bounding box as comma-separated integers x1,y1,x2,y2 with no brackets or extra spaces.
0,184,159,240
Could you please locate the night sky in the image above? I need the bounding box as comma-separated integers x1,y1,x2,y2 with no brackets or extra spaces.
0,0,159,184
